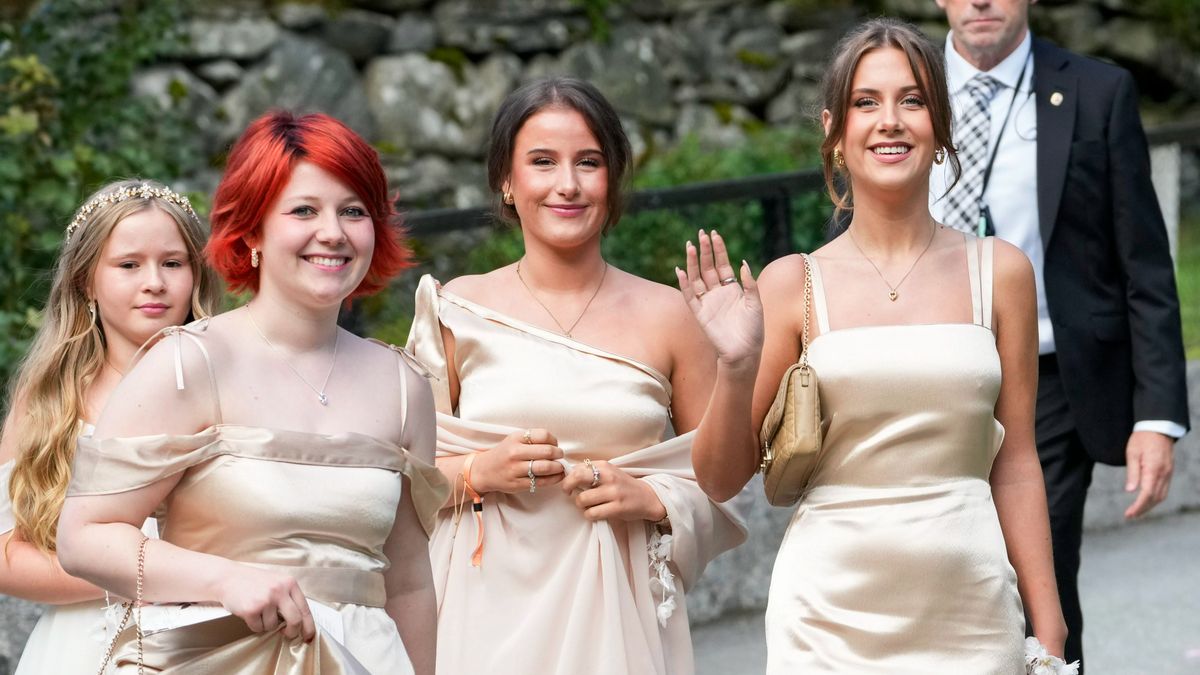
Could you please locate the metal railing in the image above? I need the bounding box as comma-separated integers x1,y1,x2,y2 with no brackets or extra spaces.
405,119,1200,262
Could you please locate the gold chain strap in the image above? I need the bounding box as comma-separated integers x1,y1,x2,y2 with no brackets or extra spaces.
96,536,148,675
799,253,813,372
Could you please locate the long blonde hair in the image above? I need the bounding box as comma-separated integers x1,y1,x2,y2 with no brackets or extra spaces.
5,179,220,553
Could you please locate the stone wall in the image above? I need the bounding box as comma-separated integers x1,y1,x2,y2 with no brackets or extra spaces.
131,0,1200,206
1,1,1199,671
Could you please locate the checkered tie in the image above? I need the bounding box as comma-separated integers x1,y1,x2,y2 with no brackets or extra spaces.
943,74,1002,234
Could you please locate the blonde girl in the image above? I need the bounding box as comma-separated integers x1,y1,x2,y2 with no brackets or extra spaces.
0,179,219,674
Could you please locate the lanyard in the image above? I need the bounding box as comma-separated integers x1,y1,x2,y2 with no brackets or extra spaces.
975,53,1032,236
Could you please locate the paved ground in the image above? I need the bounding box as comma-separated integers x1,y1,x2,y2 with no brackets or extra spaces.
693,509,1200,675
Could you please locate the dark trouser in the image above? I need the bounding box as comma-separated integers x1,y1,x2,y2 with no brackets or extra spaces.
1035,353,1094,670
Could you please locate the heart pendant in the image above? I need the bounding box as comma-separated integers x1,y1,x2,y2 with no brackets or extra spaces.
888,291,898,301
318,393,329,406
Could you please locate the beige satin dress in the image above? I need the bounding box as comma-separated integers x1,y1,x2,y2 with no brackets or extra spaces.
4,424,158,675
67,325,448,674
407,275,746,675
765,237,1025,673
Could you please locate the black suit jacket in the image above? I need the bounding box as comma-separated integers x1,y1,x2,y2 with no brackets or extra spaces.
1031,37,1190,465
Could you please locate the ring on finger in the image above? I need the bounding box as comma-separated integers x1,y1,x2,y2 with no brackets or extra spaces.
522,429,533,444
719,276,737,285
584,458,600,489
528,459,537,494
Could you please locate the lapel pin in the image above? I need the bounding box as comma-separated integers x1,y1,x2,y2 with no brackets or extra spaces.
1050,91,1064,106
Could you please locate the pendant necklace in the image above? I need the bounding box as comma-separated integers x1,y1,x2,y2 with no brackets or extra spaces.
515,258,609,338
245,305,340,406
848,223,938,302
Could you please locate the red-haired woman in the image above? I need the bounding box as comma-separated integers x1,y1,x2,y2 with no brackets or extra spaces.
56,111,448,674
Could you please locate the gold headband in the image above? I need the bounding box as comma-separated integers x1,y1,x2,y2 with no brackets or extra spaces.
66,184,199,241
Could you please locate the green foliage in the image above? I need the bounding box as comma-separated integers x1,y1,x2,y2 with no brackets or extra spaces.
1143,0,1200,51
0,0,199,391
1177,213,1200,360
462,126,829,286
571,0,625,43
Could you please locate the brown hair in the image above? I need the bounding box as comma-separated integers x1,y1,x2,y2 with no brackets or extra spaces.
486,77,633,232
819,18,961,219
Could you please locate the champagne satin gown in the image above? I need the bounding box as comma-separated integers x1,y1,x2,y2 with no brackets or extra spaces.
66,325,448,674
766,236,1025,674
407,275,746,675
3,424,156,675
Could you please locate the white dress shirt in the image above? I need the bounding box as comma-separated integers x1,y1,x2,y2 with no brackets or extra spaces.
930,31,1185,439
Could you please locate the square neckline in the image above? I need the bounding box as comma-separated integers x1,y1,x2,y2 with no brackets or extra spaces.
804,232,996,343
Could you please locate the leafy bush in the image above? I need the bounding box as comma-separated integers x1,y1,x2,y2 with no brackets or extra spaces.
0,0,199,390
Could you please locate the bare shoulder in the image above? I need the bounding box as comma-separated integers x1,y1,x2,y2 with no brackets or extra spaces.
441,267,512,304
760,253,808,287
94,319,229,437
990,238,1035,290
355,334,434,401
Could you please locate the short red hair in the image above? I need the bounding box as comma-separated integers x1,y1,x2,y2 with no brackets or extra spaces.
206,110,411,297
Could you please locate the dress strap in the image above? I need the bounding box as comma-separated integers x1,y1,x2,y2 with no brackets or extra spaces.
963,234,995,331
368,339,434,445
964,233,983,326
131,320,223,424
0,459,15,535
804,254,831,335
980,237,995,331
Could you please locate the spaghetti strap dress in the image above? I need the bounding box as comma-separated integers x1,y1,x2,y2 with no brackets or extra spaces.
66,322,449,674
765,236,1026,674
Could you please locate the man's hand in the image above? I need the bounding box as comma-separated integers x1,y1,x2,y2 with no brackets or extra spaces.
1124,431,1174,519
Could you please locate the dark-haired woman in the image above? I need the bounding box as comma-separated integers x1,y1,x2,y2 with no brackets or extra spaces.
682,18,1068,673
406,77,748,674
56,111,447,674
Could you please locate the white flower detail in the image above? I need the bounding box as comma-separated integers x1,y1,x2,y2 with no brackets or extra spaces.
1025,637,1081,675
647,530,677,627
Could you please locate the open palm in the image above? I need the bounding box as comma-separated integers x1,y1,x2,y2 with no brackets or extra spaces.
676,230,764,370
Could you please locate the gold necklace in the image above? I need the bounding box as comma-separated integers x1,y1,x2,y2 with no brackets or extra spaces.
514,258,609,338
245,306,340,406
847,224,938,302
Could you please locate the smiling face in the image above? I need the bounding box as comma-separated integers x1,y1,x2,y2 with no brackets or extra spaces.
825,46,936,199
937,0,1032,70
90,207,195,355
503,107,609,251
251,161,375,310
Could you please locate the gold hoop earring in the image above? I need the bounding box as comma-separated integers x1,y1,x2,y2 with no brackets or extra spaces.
832,148,845,169
934,147,946,165
503,192,514,205
250,247,259,268
88,299,97,324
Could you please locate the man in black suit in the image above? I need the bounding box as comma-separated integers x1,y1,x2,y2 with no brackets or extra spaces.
931,0,1190,668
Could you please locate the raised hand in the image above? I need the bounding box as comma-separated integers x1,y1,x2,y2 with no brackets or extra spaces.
676,229,764,373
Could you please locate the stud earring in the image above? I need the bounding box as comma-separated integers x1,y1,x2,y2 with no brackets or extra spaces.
934,147,946,165
832,148,845,169
250,247,259,268
87,299,97,324
503,192,514,205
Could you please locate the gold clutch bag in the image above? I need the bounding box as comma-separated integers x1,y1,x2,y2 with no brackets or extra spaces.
758,253,823,507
